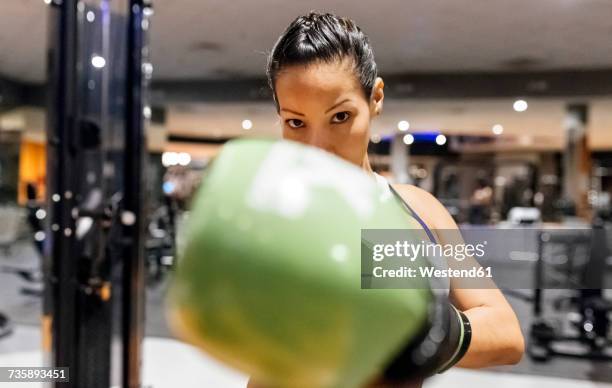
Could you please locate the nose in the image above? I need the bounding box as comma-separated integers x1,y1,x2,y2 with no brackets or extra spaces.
308,128,334,153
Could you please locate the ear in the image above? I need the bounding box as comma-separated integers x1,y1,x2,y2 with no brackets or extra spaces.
370,77,385,116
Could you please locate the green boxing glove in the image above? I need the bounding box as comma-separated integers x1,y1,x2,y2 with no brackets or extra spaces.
167,139,468,388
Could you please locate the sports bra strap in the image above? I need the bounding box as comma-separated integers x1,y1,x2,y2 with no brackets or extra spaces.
387,184,438,244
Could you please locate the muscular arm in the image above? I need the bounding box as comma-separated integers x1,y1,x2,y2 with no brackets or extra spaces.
392,184,524,368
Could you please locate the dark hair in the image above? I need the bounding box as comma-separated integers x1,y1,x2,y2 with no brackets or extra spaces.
266,11,377,111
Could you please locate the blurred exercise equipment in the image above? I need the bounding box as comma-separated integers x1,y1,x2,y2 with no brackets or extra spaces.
145,197,177,285
434,160,540,224
0,311,11,339
0,206,23,255
528,225,612,361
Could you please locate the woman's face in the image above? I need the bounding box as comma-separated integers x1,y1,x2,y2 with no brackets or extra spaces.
274,58,383,167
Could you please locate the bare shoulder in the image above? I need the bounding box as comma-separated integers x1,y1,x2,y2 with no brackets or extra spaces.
390,184,457,229
390,183,436,203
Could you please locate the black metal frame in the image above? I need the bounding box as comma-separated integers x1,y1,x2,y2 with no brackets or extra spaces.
122,1,150,386
44,1,149,387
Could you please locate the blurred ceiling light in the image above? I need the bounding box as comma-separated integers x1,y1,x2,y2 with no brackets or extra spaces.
492,124,504,135
142,62,153,77
435,134,447,145
403,134,414,145
178,152,192,166
397,120,410,132
43,0,52,4
86,11,95,22
91,55,106,69
143,106,152,119
370,134,381,144
162,152,179,167
513,99,528,112
242,119,253,130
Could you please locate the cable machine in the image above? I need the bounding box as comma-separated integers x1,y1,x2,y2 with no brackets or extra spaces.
44,1,152,386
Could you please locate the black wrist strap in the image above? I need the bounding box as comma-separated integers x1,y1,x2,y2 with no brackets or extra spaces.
457,310,472,361
436,305,472,373
381,301,472,382
382,293,451,382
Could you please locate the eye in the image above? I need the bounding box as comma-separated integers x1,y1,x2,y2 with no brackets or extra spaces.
331,111,351,123
286,119,304,129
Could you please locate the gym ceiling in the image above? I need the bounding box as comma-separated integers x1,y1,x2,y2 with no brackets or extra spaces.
2,0,612,149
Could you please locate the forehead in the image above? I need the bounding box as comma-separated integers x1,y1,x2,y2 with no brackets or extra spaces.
274,59,363,107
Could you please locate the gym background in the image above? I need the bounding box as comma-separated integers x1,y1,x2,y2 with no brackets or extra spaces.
1,0,612,387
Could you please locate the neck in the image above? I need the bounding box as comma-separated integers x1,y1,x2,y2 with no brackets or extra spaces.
361,153,374,176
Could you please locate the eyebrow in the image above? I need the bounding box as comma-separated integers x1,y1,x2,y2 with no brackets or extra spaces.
280,98,353,116
280,108,305,116
325,98,352,114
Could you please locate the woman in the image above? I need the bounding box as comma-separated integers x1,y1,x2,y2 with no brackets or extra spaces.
250,11,524,387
